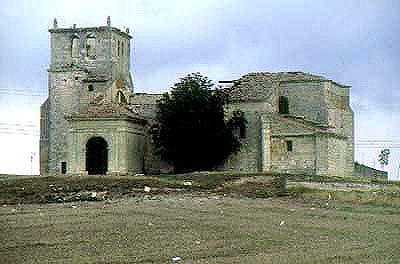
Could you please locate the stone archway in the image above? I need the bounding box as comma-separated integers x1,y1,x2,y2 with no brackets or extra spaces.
86,137,108,175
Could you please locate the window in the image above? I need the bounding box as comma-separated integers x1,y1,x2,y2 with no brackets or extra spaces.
121,42,124,56
279,96,289,114
286,140,293,152
117,40,120,57
61,162,67,174
239,124,246,139
71,36,80,58
86,34,96,58
88,84,94,92
116,91,127,105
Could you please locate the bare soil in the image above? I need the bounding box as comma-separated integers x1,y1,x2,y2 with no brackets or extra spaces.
1,192,400,263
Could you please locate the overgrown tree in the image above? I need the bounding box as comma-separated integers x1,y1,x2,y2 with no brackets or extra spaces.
150,73,247,173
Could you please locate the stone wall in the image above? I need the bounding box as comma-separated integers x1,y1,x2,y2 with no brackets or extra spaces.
67,117,146,175
353,163,388,180
220,102,274,172
43,25,133,175
270,135,316,174
39,99,50,175
279,81,327,123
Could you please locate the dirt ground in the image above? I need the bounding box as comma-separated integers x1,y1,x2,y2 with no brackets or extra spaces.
1,193,400,264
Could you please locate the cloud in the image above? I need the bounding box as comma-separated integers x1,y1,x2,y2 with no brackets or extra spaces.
0,0,399,178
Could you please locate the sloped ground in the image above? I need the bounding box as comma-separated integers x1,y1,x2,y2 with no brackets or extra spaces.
0,172,286,204
1,173,400,263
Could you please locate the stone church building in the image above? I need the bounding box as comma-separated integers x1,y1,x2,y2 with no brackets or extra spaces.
40,19,354,177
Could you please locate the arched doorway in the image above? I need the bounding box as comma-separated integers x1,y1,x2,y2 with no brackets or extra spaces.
86,137,108,175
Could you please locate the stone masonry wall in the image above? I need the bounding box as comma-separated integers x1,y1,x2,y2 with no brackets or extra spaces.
324,82,353,176
270,135,316,174
67,118,146,175
44,25,133,174
279,81,327,124
220,102,274,172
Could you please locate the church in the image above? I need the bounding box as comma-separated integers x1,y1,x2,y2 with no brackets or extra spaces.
40,18,354,177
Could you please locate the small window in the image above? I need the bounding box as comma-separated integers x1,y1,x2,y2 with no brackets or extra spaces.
279,96,289,114
116,91,127,105
239,124,246,139
61,162,67,174
286,140,293,152
117,40,120,57
88,84,94,92
121,42,124,56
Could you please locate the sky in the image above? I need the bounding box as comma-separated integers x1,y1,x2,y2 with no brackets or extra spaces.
0,0,399,179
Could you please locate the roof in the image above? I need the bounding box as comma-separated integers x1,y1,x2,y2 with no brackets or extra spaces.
220,71,350,89
66,102,146,124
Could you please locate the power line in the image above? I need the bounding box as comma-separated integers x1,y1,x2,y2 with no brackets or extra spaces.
0,131,39,136
0,127,39,133
0,91,46,97
0,122,38,128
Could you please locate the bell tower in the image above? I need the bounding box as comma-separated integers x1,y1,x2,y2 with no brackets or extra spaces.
41,17,134,174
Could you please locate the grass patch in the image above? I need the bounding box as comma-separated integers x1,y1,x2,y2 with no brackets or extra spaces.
287,185,400,208
288,173,400,187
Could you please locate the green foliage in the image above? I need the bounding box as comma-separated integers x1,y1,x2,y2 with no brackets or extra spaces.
378,148,390,168
150,73,247,173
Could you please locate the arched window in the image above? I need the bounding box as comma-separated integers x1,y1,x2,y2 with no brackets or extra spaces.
279,96,289,114
71,35,80,58
116,91,127,105
117,40,120,57
86,34,96,59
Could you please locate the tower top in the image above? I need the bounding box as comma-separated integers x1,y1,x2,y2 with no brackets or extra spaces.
107,16,111,26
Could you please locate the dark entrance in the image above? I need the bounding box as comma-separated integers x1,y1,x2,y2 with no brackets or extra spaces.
86,137,108,175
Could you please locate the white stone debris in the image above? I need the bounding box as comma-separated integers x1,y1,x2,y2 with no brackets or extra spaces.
144,186,151,193
280,220,285,226
172,256,182,262
183,181,192,186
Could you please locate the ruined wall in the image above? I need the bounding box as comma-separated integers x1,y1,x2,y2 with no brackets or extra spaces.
228,73,275,102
